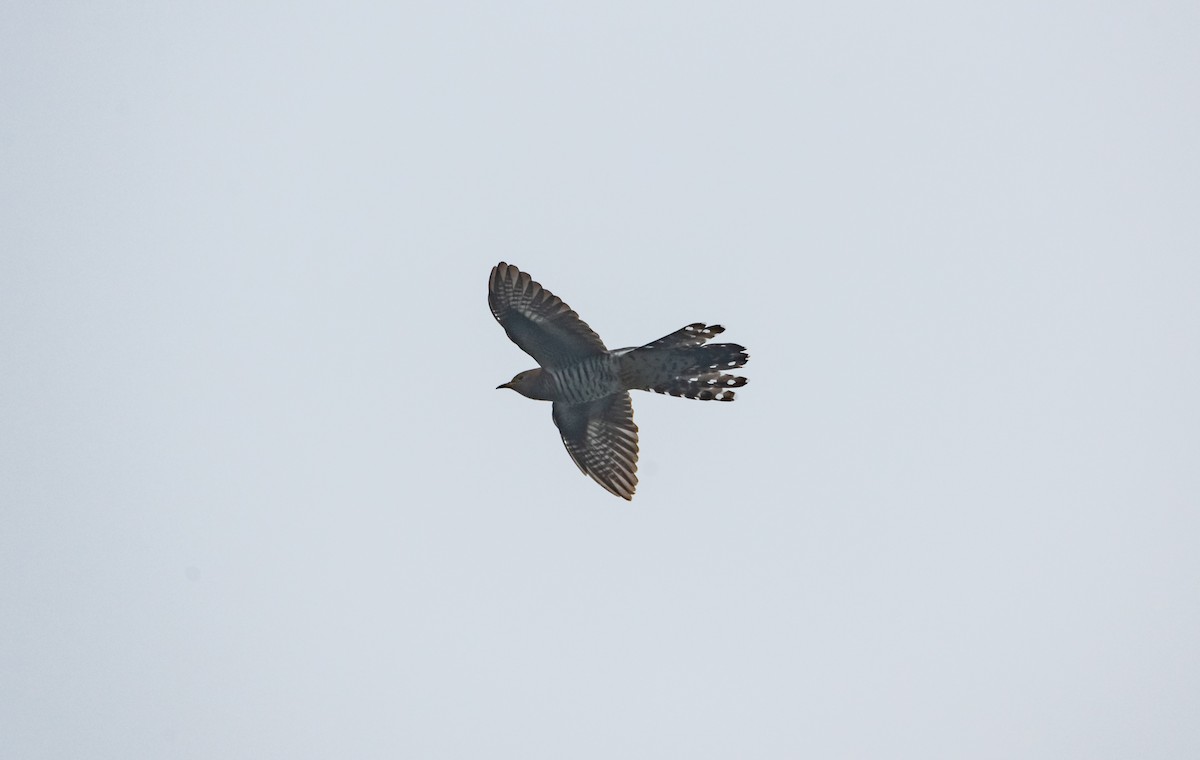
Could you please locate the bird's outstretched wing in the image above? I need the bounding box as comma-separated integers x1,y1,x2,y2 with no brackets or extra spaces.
489,262,607,369
552,393,639,500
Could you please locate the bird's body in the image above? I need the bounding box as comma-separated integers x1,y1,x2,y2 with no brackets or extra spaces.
489,262,748,500
501,354,625,403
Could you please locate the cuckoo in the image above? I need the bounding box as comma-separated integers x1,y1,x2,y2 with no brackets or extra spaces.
489,262,749,500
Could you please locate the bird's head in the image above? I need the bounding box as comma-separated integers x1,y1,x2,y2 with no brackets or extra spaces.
497,368,546,399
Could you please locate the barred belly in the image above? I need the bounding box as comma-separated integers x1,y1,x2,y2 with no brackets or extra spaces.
549,355,623,403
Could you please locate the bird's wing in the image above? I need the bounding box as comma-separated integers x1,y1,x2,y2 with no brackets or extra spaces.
489,262,608,369
552,393,639,500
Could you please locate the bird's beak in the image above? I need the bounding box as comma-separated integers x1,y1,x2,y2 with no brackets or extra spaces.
496,382,509,390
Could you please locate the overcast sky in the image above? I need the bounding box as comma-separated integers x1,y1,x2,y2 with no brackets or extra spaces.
3,2,1198,758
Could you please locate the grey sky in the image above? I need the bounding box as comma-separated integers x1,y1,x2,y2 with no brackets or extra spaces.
2,2,1198,758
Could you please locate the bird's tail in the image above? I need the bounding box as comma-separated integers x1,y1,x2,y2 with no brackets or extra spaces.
619,323,749,401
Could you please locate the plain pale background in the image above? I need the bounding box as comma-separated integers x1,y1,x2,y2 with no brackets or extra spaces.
2,2,1198,758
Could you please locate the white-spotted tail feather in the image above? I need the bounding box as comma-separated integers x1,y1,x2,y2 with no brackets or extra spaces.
620,324,749,401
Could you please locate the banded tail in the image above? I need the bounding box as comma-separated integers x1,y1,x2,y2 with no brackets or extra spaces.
619,323,749,401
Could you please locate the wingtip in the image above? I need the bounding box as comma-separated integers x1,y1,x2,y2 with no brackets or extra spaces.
491,262,528,294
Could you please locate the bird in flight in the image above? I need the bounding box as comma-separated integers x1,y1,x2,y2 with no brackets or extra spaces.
489,262,749,500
